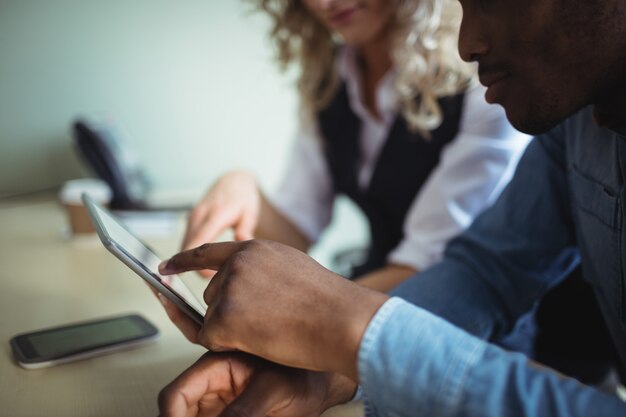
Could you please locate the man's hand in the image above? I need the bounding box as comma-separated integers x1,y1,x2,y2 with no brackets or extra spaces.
159,240,389,380
158,352,357,417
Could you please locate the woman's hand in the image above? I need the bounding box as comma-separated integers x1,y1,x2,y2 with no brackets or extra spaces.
183,171,260,278
158,352,356,417
184,171,260,249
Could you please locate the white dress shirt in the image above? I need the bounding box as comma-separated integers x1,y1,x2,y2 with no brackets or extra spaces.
271,47,531,272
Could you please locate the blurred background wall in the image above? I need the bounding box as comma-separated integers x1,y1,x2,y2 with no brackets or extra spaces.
0,1,366,266
0,1,296,197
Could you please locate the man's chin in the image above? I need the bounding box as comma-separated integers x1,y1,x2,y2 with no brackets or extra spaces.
504,106,563,136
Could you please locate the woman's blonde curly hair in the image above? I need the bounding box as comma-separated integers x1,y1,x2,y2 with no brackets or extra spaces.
250,0,475,133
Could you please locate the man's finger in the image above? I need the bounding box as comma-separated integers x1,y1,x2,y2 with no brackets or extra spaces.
160,241,244,275
217,365,291,417
199,270,233,352
159,353,252,417
158,355,214,417
158,294,201,344
202,268,223,307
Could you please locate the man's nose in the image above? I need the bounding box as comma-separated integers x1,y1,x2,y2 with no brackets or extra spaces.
458,12,489,62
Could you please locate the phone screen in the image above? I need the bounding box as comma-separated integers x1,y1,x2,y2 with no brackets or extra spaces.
11,314,159,368
23,316,152,359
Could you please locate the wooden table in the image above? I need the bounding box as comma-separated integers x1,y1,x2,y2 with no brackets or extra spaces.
0,194,363,417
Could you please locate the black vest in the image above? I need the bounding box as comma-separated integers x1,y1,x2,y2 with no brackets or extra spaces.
318,84,465,276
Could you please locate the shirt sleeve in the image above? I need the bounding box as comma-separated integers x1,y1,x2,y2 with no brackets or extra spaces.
269,114,335,243
359,298,626,417
388,84,532,271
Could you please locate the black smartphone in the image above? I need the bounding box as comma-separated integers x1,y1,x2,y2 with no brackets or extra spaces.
10,314,159,369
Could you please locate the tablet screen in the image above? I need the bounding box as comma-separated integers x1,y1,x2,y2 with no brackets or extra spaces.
89,201,206,316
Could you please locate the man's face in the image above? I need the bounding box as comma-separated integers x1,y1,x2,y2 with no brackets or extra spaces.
457,0,626,134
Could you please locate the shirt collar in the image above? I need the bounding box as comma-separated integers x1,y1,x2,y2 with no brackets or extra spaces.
591,105,626,138
336,46,399,124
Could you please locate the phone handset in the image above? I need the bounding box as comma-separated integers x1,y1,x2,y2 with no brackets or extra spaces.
73,118,150,210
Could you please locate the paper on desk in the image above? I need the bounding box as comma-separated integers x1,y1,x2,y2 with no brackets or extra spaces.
115,210,180,237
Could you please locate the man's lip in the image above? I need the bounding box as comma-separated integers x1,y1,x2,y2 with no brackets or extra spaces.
481,71,511,104
478,70,510,88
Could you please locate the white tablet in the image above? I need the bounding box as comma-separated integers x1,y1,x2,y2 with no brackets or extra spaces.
83,194,205,325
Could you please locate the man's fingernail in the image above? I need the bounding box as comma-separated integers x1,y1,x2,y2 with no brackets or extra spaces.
159,260,173,274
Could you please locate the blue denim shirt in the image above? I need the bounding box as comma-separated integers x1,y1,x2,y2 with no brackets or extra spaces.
359,298,626,416
358,106,626,416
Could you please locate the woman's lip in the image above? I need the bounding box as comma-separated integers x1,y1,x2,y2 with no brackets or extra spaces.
330,8,359,25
